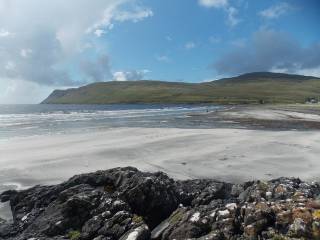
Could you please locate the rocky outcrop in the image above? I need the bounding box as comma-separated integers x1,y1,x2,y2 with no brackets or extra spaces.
1,167,320,239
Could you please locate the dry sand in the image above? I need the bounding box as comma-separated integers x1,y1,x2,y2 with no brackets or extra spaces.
1,127,320,191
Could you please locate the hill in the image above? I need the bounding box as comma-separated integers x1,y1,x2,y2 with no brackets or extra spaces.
41,72,320,104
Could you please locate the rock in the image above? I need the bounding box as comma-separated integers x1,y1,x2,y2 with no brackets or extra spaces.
117,171,179,228
241,201,275,239
0,222,19,238
288,218,309,238
0,190,18,202
176,179,233,207
150,208,189,239
119,224,150,240
1,167,320,239
292,207,313,223
151,200,240,240
312,220,320,239
275,210,292,228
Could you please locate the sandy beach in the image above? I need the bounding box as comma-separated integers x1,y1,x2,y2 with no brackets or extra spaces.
1,126,320,190
2,105,320,221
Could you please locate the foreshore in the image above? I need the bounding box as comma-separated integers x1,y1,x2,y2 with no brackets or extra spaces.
1,124,320,191
1,104,320,193
210,104,320,130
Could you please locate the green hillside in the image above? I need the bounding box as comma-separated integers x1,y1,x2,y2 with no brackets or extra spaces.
42,72,320,104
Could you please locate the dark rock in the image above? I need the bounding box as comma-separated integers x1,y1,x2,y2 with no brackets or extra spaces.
0,190,18,202
176,179,233,207
119,224,150,240
117,171,179,228
1,167,320,239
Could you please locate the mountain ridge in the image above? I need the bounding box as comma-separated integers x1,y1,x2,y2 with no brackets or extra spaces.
42,72,320,104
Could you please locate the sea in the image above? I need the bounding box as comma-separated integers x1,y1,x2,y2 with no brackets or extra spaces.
0,104,222,140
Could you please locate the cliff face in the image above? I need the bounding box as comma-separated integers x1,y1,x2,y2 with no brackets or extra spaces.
1,167,320,239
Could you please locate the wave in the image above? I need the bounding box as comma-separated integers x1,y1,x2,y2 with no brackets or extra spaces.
0,105,221,138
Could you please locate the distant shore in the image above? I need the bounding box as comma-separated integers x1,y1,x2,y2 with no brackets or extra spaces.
196,104,320,130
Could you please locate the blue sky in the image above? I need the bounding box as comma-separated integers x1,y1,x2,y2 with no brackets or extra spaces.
0,0,319,103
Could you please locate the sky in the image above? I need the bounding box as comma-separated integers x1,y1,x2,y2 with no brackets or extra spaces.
0,0,319,103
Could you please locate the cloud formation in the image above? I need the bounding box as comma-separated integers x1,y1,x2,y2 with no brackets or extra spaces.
156,55,171,62
80,55,112,82
259,2,293,19
226,7,240,27
113,70,150,81
185,42,196,49
0,78,53,104
214,29,320,76
198,0,240,27
198,0,228,8
0,0,152,87
0,30,74,85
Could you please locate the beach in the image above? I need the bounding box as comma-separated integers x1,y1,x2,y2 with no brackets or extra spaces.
1,126,320,190
1,104,320,193
1,104,320,221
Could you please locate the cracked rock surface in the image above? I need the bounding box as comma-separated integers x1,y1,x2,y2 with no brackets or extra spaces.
1,167,320,240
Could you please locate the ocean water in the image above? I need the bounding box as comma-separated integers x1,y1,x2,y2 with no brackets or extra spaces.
0,104,221,140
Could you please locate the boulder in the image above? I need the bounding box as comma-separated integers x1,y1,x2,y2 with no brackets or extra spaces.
1,167,320,239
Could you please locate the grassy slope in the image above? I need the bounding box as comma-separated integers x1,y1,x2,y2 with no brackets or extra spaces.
42,73,320,104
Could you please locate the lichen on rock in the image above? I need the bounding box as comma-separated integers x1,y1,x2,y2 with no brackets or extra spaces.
1,167,320,239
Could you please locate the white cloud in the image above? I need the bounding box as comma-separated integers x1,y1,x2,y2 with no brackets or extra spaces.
0,0,153,85
156,55,170,62
113,71,127,81
0,0,153,103
165,36,172,41
87,4,153,34
198,0,228,8
94,29,106,37
113,69,150,81
142,69,151,74
0,29,12,37
259,2,293,19
0,77,54,104
185,41,196,49
198,0,240,27
272,66,320,78
226,7,240,27
295,67,320,78
20,49,33,58
113,7,153,22
5,61,16,71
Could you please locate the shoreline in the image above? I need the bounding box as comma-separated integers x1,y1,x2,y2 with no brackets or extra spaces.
199,104,320,131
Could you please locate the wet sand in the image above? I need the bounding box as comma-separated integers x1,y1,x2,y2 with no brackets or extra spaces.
212,104,320,130
1,127,320,190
